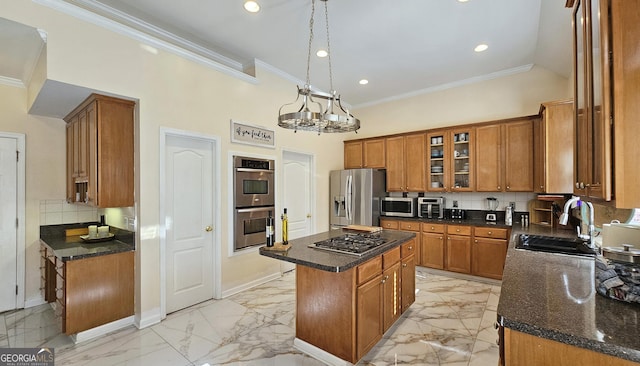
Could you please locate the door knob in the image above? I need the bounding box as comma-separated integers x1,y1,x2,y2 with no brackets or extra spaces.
205,226,213,232
307,214,312,218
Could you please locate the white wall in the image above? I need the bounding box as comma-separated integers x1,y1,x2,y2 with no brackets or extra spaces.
1,1,571,326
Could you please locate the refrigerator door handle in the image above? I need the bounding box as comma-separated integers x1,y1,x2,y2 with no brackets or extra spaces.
346,175,352,221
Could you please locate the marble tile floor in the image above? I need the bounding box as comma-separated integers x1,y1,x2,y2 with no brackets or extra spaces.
0,268,501,365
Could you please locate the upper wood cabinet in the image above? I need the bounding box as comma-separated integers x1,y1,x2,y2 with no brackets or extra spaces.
476,118,535,192
344,138,386,169
385,133,426,192
65,94,135,208
534,100,575,194
569,0,640,207
344,140,363,169
427,128,474,192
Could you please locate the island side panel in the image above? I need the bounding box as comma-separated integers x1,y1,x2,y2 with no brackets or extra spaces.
296,264,357,363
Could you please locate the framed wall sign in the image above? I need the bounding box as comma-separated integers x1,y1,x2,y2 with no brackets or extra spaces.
230,120,275,149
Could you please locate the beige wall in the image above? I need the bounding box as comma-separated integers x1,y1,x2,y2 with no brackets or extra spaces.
2,1,571,326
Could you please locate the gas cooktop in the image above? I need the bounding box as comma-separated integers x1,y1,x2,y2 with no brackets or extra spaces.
310,233,390,256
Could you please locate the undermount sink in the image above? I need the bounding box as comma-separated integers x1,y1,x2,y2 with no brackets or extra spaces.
516,234,597,257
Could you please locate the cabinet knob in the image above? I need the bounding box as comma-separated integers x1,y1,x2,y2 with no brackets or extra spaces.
497,186,501,190
431,226,435,230
506,186,510,190
540,185,544,189
408,246,413,250
488,231,492,235
381,275,389,284
439,236,443,240
402,263,408,268
475,239,478,243
456,229,460,232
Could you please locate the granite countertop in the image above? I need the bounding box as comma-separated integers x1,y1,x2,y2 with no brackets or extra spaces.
498,225,640,363
259,228,416,272
40,223,135,262
386,216,515,229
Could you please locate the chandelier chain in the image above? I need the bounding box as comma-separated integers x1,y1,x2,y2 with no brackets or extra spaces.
305,0,316,87
324,0,333,93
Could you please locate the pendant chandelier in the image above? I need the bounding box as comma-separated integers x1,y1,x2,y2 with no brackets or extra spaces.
277,0,360,134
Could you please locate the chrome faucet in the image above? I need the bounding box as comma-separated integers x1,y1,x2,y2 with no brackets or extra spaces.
559,196,596,249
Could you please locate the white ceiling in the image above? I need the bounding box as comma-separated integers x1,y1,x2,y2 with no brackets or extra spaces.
0,0,573,113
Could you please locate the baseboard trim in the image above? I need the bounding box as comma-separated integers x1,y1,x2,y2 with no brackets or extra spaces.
293,338,353,366
24,296,46,309
71,316,135,343
136,307,162,329
221,272,281,298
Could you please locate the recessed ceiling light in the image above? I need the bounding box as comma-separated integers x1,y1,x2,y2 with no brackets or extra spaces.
458,0,469,2
244,1,260,13
474,44,488,52
316,49,328,58
359,79,369,85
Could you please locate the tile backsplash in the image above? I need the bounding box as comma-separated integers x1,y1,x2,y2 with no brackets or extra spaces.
39,199,98,225
387,191,537,212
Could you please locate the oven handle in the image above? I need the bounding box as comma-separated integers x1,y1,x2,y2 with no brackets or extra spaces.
236,168,274,173
236,207,273,213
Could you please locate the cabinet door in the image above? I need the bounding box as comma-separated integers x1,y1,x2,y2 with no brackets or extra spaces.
404,133,426,191
344,141,363,169
450,128,474,191
539,101,575,194
86,102,98,205
380,219,399,230
66,124,75,202
77,110,89,179
475,124,502,192
427,131,448,192
399,223,421,266
382,262,401,331
400,254,415,313
71,117,80,178
363,138,386,168
533,118,545,193
472,237,508,280
421,232,445,269
356,274,383,359
385,136,405,191
504,119,534,192
446,234,471,274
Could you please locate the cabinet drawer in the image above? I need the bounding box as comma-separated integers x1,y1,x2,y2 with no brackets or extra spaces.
383,247,401,270
447,225,471,236
401,239,416,258
474,227,509,240
422,223,445,233
380,220,399,230
399,221,420,232
357,256,382,285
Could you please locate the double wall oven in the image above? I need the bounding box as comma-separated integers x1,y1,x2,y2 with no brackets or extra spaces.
233,156,275,251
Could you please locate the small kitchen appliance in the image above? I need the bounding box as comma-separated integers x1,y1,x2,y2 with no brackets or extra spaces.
505,204,514,225
486,197,499,222
381,197,418,218
418,197,444,219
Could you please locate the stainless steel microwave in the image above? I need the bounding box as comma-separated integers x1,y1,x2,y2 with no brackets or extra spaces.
380,197,417,218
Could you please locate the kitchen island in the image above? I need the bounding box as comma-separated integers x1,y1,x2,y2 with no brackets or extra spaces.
260,228,416,365
498,226,640,365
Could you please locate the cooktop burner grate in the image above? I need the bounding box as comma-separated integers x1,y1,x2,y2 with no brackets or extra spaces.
311,233,389,256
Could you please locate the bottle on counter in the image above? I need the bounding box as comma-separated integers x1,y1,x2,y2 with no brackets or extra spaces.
281,208,289,245
266,211,275,247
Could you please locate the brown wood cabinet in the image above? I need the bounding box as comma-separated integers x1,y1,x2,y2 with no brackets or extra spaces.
446,225,472,274
503,328,637,366
344,138,386,169
427,128,474,192
421,223,446,269
344,140,363,169
399,220,422,266
64,94,135,208
472,227,509,280
41,244,134,335
385,133,426,192
476,118,535,192
534,100,575,194
297,242,414,364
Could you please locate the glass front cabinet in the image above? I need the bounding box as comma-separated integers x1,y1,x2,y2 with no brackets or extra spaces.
427,128,474,192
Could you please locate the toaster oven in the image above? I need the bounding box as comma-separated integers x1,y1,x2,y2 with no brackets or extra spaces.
418,197,445,219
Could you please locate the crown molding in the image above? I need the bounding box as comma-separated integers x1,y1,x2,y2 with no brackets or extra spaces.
33,0,259,85
354,64,535,109
0,76,26,88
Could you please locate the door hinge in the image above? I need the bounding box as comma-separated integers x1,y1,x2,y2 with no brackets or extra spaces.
16,218,18,228
16,150,19,162
16,285,18,295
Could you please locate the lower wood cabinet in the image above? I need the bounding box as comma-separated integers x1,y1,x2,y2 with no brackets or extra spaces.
399,220,422,265
503,328,637,366
421,223,446,269
296,242,415,364
446,225,472,274
41,244,134,335
472,227,509,279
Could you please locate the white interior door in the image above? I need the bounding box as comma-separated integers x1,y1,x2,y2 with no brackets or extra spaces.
282,151,314,272
0,137,18,312
165,135,215,313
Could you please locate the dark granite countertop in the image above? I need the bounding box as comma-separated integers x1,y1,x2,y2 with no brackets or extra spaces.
40,223,135,262
498,225,640,363
381,215,516,229
259,228,415,272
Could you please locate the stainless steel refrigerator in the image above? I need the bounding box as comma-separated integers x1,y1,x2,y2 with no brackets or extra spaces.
330,169,386,229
